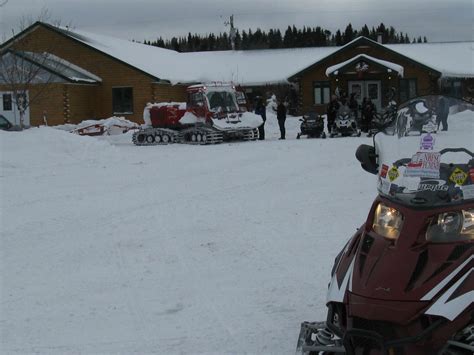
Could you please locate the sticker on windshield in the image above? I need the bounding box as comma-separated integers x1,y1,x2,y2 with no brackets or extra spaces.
378,177,390,195
420,133,435,150
461,185,474,199
404,152,441,178
388,166,399,182
449,168,468,185
469,168,474,183
380,164,389,178
418,179,449,192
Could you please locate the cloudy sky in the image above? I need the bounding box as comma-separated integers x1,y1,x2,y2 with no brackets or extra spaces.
0,0,472,43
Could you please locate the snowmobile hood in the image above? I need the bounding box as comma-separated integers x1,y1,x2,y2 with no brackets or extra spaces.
329,195,473,323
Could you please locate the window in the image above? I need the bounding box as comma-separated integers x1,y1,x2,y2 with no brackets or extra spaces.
313,81,331,105
112,87,133,114
2,94,12,111
399,79,417,103
441,80,463,98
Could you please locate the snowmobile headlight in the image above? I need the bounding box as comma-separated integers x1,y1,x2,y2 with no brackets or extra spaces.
372,203,404,240
425,209,474,243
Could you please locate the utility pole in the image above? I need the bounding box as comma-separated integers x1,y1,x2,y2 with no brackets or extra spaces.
224,14,237,50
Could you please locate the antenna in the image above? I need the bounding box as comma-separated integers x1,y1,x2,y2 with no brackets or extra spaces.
224,14,237,50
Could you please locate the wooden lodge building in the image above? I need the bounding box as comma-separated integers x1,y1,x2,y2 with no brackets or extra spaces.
1,22,473,127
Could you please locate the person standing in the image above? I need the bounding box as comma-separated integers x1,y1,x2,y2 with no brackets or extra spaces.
437,96,449,131
361,97,376,133
326,95,340,134
277,100,287,140
254,98,266,140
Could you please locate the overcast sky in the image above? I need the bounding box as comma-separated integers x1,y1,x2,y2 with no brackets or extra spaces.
0,0,472,43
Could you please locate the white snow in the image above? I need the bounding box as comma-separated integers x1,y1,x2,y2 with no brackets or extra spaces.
0,114,376,354
325,54,404,77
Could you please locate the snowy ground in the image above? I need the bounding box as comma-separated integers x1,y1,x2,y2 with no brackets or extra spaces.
0,114,376,354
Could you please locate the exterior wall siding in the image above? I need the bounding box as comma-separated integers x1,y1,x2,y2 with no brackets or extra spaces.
10,25,187,125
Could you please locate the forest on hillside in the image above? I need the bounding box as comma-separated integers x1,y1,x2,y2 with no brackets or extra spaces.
142,23,428,52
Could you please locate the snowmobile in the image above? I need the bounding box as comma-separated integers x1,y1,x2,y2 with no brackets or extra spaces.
297,95,473,355
330,106,361,138
367,100,398,137
297,111,326,139
397,98,437,136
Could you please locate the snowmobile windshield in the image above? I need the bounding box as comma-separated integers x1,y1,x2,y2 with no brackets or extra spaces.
205,89,239,113
374,95,474,207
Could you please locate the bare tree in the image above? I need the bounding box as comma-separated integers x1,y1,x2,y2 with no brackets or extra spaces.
0,9,70,128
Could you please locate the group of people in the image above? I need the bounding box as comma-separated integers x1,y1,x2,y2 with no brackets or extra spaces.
254,98,287,140
326,92,377,134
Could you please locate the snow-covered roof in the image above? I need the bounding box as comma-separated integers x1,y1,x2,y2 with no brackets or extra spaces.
325,54,404,77
18,51,102,83
54,25,336,85
384,42,474,78
20,24,474,84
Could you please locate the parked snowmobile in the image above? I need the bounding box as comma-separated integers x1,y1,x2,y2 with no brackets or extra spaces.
397,98,437,136
330,105,361,138
297,111,326,139
367,100,398,137
132,83,262,146
297,95,473,355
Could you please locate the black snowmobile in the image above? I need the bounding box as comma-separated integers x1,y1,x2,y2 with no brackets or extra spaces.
330,106,361,138
367,100,398,137
297,111,326,139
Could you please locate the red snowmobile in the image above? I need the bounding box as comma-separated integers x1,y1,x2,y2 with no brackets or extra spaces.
297,95,473,355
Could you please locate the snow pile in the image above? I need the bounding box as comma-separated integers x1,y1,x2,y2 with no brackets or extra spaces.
179,111,206,124
55,117,139,135
211,111,263,130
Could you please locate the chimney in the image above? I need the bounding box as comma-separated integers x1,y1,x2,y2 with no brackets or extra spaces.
377,32,383,44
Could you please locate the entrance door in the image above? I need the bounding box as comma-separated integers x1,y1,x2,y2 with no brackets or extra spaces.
348,81,382,111
0,91,30,127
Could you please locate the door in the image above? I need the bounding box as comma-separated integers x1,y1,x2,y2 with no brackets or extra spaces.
348,81,363,106
366,81,381,111
348,81,382,111
0,91,30,127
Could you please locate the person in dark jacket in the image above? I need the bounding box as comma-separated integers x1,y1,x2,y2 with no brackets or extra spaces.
277,101,287,139
254,98,266,140
361,97,376,132
437,96,449,131
326,95,340,134
349,92,359,124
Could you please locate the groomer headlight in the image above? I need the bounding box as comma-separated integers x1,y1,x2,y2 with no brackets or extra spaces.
372,203,404,240
426,209,474,243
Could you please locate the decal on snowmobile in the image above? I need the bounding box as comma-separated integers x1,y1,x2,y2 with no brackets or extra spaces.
421,255,473,302
404,151,441,178
469,168,474,183
380,164,389,178
461,184,474,199
326,255,355,303
417,179,449,192
449,168,468,185
388,166,399,182
424,268,473,321
420,133,435,150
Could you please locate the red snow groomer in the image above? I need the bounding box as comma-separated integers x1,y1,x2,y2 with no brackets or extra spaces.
132,83,261,146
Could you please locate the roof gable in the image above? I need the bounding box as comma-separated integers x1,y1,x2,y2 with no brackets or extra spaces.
288,36,441,80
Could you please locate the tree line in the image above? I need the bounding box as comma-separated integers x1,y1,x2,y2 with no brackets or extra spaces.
141,23,428,52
